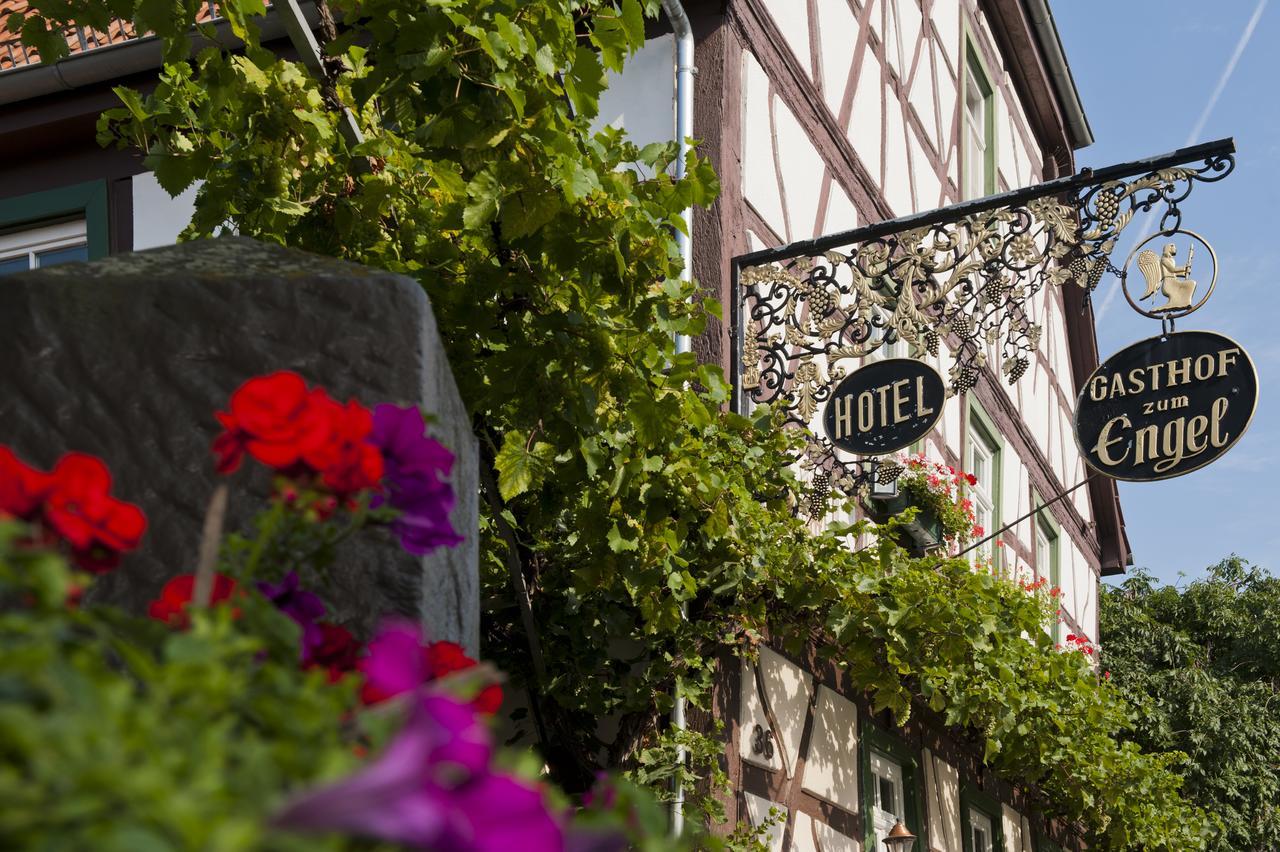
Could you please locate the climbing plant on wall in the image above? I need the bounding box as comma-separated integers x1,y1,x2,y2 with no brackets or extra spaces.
6,0,1216,847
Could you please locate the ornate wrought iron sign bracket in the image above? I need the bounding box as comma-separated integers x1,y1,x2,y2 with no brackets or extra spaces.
730,137,1236,509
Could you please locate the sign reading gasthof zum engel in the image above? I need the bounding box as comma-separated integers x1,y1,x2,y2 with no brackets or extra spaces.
1074,330,1257,481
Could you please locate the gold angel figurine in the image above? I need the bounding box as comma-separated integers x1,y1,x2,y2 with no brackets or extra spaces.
1136,243,1196,312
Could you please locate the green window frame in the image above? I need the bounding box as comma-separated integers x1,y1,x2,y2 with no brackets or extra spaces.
960,783,1005,852
961,39,996,200
0,181,109,262
860,725,923,851
966,398,1003,566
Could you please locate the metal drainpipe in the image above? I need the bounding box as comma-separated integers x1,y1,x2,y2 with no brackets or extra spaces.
659,0,694,838
663,0,696,358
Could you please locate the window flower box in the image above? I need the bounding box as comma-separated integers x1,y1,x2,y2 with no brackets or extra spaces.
863,454,984,555
862,492,945,556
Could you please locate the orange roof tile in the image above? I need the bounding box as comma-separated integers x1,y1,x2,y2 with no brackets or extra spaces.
1,0,219,73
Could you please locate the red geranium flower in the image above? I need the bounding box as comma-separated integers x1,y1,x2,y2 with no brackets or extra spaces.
358,623,502,714
304,398,384,497
212,372,336,474
148,573,240,628
0,445,51,520
426,641,503,714
42,453,146,572
309,622,363,682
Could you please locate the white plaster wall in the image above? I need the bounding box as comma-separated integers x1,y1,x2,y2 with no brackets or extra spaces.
743,53,788,239
793,810,863,852
882,97,913,214
762,0,810,75
801,685,860,812
1002,455,1031,555
934,0,960,60
910,49,940,153
738,648,815,778
815,0,858,117
822,182,859,234
774,95,828,239
909,131,941,209
132,172,199,250
1002,803,1031,852
848,50,883,186
595,34,674,152
923,748,963,852
739,655,783,773
744,791,787,852
758,646,814,775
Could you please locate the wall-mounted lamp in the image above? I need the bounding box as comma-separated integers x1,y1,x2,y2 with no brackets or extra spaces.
883,820,917,852
870,461,902,500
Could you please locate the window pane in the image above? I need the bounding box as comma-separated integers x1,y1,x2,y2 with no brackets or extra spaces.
970,809,994,852
35,244,89,268
878,777,896,815
0,256,31,278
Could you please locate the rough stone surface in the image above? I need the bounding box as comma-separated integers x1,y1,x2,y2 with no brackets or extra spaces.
0,237,479,652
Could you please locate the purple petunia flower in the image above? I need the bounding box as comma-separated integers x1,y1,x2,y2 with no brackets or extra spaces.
272,692,563,851
257,571,327,662
371,405,464,556
358,619,428,700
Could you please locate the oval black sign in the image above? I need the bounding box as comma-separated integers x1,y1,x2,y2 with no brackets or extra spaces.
1074,330,1257,481
823,358,945,454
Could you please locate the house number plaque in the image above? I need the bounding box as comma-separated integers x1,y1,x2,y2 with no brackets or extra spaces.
823,359,945,455
1074,330,1257,481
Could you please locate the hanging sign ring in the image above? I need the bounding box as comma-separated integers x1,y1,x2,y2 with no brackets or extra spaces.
1120,228,1218,321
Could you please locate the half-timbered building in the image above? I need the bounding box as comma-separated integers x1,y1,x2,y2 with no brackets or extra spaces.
0,1,1127,848
599,2,1128,849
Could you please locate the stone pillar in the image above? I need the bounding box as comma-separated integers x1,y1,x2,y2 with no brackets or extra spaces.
0,237,479,653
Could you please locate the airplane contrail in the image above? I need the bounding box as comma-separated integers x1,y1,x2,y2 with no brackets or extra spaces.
1095,0,1268,321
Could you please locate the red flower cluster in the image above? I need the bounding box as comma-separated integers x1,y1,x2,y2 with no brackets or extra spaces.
360,637,503,715
0,446,146,573
1064,633,1096,656
213,372,383,500
308,623,362,683
1019,576,1050,593
148,573,241,628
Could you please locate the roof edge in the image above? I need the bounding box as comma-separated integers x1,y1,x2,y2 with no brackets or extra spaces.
1022,0,1094,149
0,4,316,107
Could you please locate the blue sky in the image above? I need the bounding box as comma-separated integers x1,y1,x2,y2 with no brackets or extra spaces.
1055,1,1278,585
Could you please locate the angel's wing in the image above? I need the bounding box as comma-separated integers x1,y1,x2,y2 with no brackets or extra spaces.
1136,250,1161,299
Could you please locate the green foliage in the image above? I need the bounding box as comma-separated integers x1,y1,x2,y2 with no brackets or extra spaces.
1102,558,1280,851
5,0,1216,846
0,522,363,852
774,538,1213,849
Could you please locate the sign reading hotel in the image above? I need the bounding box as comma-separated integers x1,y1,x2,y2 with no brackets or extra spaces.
823,359,945,455
1073,330,1257,481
